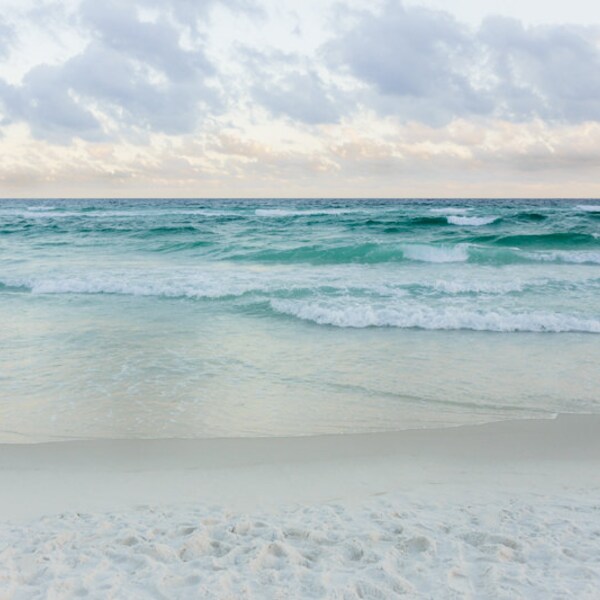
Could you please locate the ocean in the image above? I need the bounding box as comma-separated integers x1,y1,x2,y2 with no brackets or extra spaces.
1,198,598,442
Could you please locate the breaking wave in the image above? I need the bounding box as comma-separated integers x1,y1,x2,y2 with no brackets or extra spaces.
523,250,600,265
447,216,499,226
432,280,524,294
270,300,600,333
401,244,469,263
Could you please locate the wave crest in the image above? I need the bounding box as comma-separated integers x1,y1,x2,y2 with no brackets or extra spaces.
270,300,600,333
26,205,58,211
401,244,469,263
447,216,499,226
255,208,362,217
523,250,600,265
429,207,469,215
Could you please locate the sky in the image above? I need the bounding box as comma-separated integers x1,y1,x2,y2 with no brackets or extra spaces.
1,0,600,198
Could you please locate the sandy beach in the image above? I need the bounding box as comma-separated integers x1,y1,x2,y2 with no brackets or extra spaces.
2,414,600,598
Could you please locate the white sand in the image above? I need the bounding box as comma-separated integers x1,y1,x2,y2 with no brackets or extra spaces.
1,415,600,598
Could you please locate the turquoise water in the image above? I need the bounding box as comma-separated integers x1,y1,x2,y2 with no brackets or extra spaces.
1,198,599,441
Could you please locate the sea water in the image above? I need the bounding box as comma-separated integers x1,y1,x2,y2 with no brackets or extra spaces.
0,198,598,441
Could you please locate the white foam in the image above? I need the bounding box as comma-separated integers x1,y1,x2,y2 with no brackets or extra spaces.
429,207,469,215
13,209,242,219
524,250,600,265
270,299,600,332
447,215,498,226
0,266,402,301
577,204,600,212
26,205,58,211
255,208,363,217
401,244,469,263
7,272,279,299
433,280,524,294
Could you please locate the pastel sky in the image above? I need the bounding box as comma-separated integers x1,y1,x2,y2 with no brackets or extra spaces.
1,0,600,198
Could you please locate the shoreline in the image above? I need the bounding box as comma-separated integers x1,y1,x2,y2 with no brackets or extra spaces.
2,413,599,521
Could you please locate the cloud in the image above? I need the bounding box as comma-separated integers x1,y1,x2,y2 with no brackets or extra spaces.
78,0,214,81
326,1,600,125
480,16,600,122
0,64,103,141
325,2,492,125
1,0,600,198
0,0,254,142
244,48,343,125
141,0,263,32
3,115,600,198
0,20,14,59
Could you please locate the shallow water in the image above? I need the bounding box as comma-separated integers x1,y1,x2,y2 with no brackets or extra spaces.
1,198,599,441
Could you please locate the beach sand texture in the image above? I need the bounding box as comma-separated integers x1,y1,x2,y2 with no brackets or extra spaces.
1,415,600,598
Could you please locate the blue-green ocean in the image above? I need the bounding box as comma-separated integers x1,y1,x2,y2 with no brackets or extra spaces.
1,198,599,441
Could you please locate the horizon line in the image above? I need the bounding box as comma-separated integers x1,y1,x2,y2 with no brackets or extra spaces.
1,197,599,201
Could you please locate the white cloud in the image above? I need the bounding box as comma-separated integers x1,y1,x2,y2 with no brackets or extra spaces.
327,2,600,125
0,0,599,196
0,0,249,141
0,20,14,59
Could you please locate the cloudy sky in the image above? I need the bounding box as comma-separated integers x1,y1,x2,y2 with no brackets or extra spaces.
1,0,600,197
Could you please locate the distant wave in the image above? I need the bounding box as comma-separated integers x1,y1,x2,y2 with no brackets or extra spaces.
26,205,58,211
270,300,600,333
514,212,547,222
409,216,449,226
18,209,243,219
523,250,600,265
492,232,598,248
401,244,469,263
236,243,472,265
429,207,469,215
138,225,200,236
255,208,364,217
228,242,471,264
577,205,600,212
447,216,499,226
